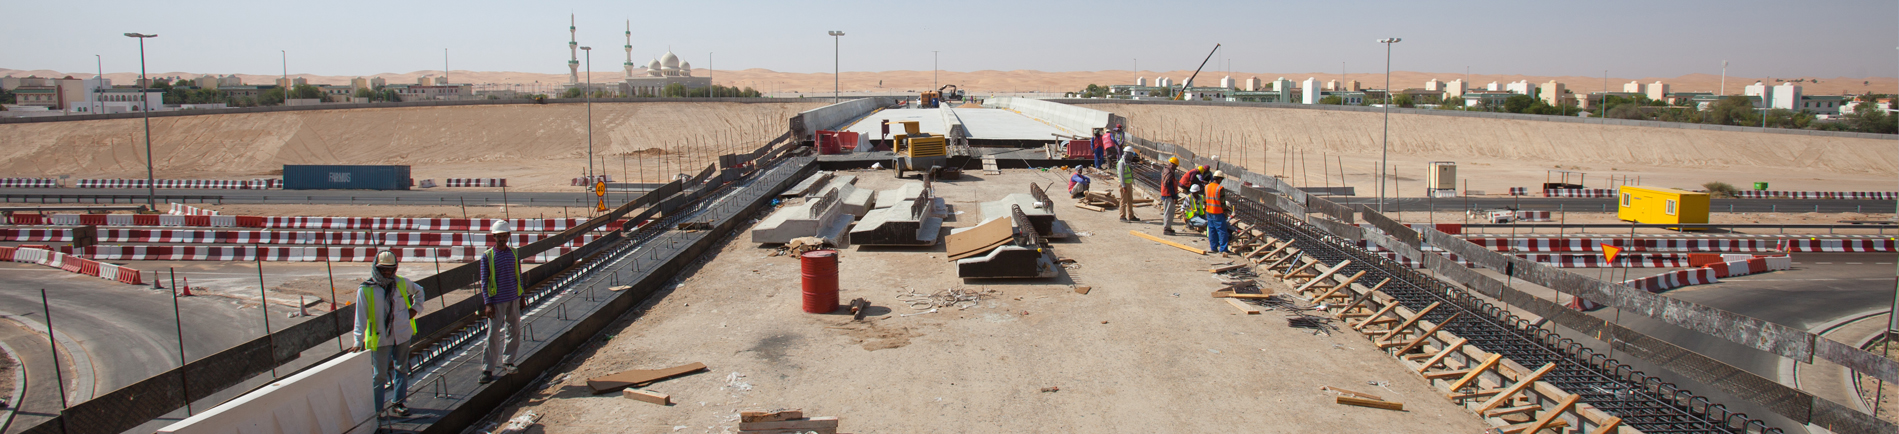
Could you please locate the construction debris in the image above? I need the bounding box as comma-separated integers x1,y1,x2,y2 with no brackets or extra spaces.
1226,298,1262,315
586,362,709,394
1320,386,1384,401
741,409,804,423
848,298,870,320
897,288,995,310
1074,286,1091,295
771,237,830,257
623,388,672,405
1129,230,1206,255
1040,386,1061,393
1336,395,1405,411
738,415,840,434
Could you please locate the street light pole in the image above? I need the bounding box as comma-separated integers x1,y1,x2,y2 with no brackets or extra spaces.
1377,38,1401,213
582,46,594,180
281,50,288,101
126,33,158,208
828,31,845,103
933,50,939,90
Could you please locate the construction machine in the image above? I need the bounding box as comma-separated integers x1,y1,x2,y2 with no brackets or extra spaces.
919,85,965,108
887,120,946,178
1172,44,1221,101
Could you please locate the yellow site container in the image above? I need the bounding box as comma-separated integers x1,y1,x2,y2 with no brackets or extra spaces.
1617,186,1709,226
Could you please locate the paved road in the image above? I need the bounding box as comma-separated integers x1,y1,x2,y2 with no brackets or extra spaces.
0,188,1891,213
0,318,71,434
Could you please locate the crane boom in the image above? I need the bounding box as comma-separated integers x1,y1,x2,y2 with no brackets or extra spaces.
1174,43,1221,100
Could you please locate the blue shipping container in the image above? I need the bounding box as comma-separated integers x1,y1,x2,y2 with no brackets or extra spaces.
282,165,411,190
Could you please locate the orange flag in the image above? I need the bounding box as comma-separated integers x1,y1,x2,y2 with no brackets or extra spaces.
1602,244,1622,262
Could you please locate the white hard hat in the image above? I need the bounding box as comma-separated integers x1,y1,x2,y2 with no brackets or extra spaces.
490,220,513,234
1212,170,1227,179
1123,146,1134,153
375,251,398,267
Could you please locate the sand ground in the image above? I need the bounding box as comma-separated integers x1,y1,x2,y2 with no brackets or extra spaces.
474,170,1490,433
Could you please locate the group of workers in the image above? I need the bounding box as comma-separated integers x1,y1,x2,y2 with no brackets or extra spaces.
1066,141,1234,255
352,220,527,420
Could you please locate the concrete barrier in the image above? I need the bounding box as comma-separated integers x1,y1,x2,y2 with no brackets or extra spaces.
985,97,1111,134
156,351,374,434
791,98,882,143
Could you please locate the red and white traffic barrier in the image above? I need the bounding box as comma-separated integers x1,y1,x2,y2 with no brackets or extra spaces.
1731,191,1899,200
1622,268,1719,293
0,178,58,188
1461,238,1793,253
168,204,221,216
79,245,573,263
570,175,613,186
0,228,598,247
1781,239,1899,252
1543,188,1618,198
74,179,280,190
1515,211,1551,222
1508,187,1528,196
0,246,143,285
445,178,508,187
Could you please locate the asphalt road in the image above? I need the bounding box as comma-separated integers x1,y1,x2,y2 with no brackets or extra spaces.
0,188,1888,213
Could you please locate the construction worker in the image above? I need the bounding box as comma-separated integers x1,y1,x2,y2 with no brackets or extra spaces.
351,251,426,419
478,220,527,384
1067,166,1091,198
1117,146,1140,221
1097,128,1119,168
1159,156,1180,235
1205,171,1232,255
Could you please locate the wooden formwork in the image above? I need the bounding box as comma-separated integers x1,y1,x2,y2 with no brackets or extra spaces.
1259,235,1633,434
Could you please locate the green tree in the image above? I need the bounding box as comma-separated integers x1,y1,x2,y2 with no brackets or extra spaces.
1077,84,1109,98
1502,95,1535,113
353,87,373,99
1846,101,1897,134
379,89,401,102
562,86,585,98
661,83,687,97
1393,94,1415,108
1318,95,1342,105
259,88,286,106
1703,96,1758,126
0,88,13,104
290,84,324,100
1606,104,1645,120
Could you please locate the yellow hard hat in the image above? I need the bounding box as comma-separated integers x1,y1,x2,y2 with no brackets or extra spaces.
1167,157,1179,165
1198,165,1209,173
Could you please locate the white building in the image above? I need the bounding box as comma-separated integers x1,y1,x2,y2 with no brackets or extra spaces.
1486,81,1503,91
1424,79,1444,91
1445,79,1467,98
1505,80,1536,96
1243,77,1260,91
1622,81,1643,94
1136,77,1147,86
1301,78,1321,104
1744,82,1804,110
1219,76,1234,89
1646,81,1669,101
621,51,711,96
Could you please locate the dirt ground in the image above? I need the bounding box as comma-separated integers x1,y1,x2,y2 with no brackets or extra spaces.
478,170,1490,433
1397,210,1899,237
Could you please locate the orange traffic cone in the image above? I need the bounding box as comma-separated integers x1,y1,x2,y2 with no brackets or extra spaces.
179,277,193,297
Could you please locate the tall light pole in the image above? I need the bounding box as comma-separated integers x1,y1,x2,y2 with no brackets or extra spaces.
1377,37,1400,213
581,46,594,180
933,50,939,90
126,33,157,208
281,50,288,101
828,31,845,103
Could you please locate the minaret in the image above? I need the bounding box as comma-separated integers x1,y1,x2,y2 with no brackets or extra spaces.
623,20,635,79
567,14,580,84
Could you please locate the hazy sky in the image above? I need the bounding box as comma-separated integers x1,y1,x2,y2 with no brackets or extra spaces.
6,0,1896,79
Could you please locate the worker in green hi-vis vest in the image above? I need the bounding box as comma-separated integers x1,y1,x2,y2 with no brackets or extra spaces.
479,220,527,385
351,251,427,419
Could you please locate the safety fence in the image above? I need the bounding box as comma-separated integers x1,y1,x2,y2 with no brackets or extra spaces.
569,175,614,186
73,245,573,263
0,178,58,188
0,246,144,284
0,228,599,247
442,178,507,188
1732,191,1899,200
1508,187,1528,196
74,178,281,189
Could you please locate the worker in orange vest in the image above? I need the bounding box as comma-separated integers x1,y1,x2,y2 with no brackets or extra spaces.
1204,171,1231,255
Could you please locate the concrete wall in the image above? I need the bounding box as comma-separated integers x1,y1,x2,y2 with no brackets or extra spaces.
155,351,374,434
0,96,799,125
985,97,1112,135
791,97,883,142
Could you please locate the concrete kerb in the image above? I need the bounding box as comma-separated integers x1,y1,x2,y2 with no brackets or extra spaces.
0,313,93,404
1779,309,1888,434
0,339,23,434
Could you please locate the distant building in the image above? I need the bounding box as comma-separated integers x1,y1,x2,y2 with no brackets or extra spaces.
1445,79,1467,98
1505,80,1536,96
1461,90,1514,108
321,85,354,101
1424,79,1444,92
1302,78,1321,104
1646,81,1670,101
1541,81,1566,106
1244,77,1260,92
276,77,310,88
1219,76,1234,89
1486,81,1503,91
622,50,711,96
1135,77,1147,87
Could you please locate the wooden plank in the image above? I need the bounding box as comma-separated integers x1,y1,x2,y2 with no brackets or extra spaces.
1391,313,1464,355
1446,354,1503,392
1209,263,1248,273
1335,278,1392,314
1484,404,1542,418
1073,203,1105,212
1261,249,1303,269
739,416,841,431
1131,230,1206,255
622,388,672,405
945,217,1014,258
946,238,1011,261
1416,338,1468,373
1475,362,1559,413
1376,302,1444,342
1521,394,1581,434
1448,389,1502,400
1293,260,1353,294
1589,417,1623,434
1335,396,1404,411
1498,419,1569,434
1352,302,1403,331
1307,270,1368,302
1210,289,1275,299
1355,318,1400,332
1422,369,1471,380
586,362,708,393
1320,386,1383,401
1225,298,1262,315
1277,261,1318,279
741,410,805,423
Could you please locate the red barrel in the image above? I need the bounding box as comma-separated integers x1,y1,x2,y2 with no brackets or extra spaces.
800,250,839,313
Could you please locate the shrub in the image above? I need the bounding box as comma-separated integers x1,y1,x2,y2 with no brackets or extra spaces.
1703,181,1738,198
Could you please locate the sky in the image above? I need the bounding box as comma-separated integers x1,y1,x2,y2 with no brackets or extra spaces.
4,0,1896,79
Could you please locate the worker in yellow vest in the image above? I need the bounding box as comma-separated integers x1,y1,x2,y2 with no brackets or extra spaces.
351,251,427,419
479,220,526,384
1205,171,1232,255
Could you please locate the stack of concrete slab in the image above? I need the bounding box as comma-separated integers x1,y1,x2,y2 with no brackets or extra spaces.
951,204,1058,279
849,184,945,246
978,183,1069,238
809,175,876,217
778,171,835,199
751,186,854,246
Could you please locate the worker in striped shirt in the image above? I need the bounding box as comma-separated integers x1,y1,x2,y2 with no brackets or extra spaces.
478,221,526,384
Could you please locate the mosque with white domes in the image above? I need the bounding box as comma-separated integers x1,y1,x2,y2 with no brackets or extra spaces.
561,16,712,96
